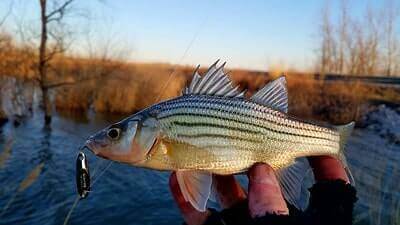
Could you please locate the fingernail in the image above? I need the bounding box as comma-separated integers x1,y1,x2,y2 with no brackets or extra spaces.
248,163,277,185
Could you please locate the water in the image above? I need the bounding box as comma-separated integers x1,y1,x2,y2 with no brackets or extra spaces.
0,106,399,225
0,112,179,225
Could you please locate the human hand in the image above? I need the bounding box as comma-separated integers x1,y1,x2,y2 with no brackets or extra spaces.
169,156,350,225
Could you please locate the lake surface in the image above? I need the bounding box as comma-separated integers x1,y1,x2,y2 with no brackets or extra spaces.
0,105,399,225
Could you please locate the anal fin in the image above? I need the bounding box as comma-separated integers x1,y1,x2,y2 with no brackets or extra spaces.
275,158,312,210
176,170,212,212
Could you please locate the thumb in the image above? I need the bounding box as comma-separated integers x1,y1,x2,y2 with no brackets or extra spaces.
248,163,289,218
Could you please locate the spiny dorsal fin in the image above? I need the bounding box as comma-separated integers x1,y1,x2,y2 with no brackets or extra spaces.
250,76,288,113
183,60,245,98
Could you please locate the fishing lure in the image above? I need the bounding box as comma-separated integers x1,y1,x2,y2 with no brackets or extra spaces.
76,151,90,199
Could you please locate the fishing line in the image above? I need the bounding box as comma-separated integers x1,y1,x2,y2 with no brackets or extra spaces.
88,158,108,181
62,158,111,225
91,161,113,186
64,7,211,225
62,196,80,225
154,15,209,102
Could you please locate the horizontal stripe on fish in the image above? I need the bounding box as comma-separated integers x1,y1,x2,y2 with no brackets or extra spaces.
162,117,339,149
157,96,338,138
173,132,338,151
157,102,340,144
158,95,337,136
161,113,339,145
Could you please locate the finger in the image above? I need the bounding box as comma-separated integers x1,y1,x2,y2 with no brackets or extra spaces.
169,172,210,225
308,156,349,183
213,175,246,209
247,163,289,218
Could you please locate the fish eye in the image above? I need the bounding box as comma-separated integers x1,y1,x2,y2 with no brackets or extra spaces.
107,128,121,140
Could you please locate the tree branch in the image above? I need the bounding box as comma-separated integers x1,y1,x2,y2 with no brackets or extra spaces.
45,0,74,21
0,1,13,27
45,77,94,89
46,66,128,89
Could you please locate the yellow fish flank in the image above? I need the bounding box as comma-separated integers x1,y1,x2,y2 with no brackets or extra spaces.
84,61,354,212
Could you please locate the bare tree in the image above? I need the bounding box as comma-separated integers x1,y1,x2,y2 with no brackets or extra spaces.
382,0,399,76
317,0,400,76
318,4,336,75
45,17,131,88
38,0,75,125
336,0,348,74
0,1,12,47
0,1,12,28
36,0,131,125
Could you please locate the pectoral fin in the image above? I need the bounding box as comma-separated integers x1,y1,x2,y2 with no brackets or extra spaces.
176,171,212,212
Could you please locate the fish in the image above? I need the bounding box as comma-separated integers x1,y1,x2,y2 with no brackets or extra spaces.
83,60,354,211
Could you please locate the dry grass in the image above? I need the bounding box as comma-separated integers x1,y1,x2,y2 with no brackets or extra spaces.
54,62,187,114
0,29,398,124
53,61,399,125
286,74,366,124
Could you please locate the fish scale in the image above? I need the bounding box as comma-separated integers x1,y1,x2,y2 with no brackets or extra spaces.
157,95,338,138
149,94,340,173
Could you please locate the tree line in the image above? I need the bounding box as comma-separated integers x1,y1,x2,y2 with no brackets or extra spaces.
0,0,129,126
317,0,400,76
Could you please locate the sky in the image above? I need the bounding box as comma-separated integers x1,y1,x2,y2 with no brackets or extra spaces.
0,0,387,71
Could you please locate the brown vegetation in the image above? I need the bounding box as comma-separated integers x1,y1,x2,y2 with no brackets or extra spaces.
1,26,398,125
54,62,188,114
51,61,399,125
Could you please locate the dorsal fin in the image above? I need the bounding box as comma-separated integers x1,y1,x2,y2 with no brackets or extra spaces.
183,60,245,98
250,76,288,113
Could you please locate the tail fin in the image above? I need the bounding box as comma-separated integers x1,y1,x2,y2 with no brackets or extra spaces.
335,121,355,185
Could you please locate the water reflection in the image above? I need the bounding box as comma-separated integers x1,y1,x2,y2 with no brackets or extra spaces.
0,139,12,169
0,106,398,225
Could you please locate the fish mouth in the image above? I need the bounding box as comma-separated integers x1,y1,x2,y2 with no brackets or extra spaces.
82,138,100,155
